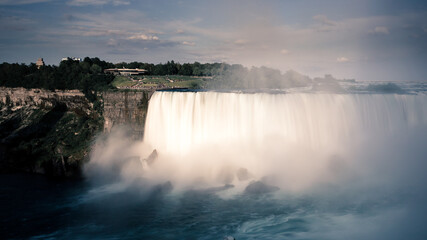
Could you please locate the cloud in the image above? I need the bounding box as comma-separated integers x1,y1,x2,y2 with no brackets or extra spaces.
57,11,162,42
373,26,390,34
4,1,424,81
127,34,159,41
59,11,146,37
0,15,35,31
68,0,130,6
81,29,128,37
280,49,289,55
337,57,350,63
22,9,181,60
182,41,195,46
234,39,247,45
313,15,339,32
313,15,337,26
0,0,50,5
107,38,118,46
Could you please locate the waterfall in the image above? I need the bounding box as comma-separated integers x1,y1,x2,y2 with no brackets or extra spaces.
141,91,427,190
145,91,426,153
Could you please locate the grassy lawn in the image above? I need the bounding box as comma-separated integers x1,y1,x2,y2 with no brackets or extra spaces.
111,76,136,88
165,79,204,88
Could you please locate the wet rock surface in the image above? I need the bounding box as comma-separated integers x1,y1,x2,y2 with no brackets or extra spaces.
102,90,154,140
144,149,158,166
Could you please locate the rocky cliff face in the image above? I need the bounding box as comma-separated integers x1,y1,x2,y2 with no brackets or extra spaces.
102,90,155,140
0,87,155,176
0,87,93,113
0,87,101,177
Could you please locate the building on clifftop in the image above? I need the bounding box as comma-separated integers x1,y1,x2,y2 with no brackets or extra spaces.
104,68,147,76
61,57,82,62
36,58,45,69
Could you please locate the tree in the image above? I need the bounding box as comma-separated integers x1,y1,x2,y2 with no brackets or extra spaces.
179,63,193,75
90,64,102,74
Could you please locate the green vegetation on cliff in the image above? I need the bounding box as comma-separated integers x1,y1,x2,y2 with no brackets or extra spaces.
0,90,103,177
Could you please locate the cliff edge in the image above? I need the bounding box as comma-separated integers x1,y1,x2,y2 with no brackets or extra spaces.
0,87,101,177
0,88,154,177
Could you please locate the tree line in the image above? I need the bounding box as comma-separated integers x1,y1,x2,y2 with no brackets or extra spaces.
115,60,228,76
0,57,116,101
0,57,314,92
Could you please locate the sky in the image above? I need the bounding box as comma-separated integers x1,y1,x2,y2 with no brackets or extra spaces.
0,0,426,81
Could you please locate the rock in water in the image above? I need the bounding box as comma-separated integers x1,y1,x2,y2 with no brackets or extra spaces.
151,181,173,196
224,236,235,240
204,184,234,194
145,149,158,166
244,181,280,194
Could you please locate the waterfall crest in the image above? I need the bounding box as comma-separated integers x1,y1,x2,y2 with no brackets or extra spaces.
145,91,427,154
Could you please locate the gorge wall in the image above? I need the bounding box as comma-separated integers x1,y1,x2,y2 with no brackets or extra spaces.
0,87,92,112
102,90,155,139
0,87,155,176
0,87,100,176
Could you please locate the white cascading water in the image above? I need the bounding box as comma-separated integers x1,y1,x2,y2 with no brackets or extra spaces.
142,91,427,191
145,91,426,153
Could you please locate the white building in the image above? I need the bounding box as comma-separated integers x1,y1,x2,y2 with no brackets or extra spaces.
61,57,82,62
104,68,147,76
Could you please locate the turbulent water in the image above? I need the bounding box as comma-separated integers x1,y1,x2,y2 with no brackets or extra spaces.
3,85,427,239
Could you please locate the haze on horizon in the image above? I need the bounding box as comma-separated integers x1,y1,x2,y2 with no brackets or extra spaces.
0,0,426,82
